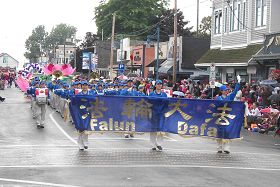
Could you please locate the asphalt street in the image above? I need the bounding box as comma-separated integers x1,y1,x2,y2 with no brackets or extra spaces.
0,87,279,187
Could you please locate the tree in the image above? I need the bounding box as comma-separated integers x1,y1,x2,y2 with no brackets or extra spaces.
196,16,211,39
94,0,168,40
152,9,193,41
45,23,77,61
24,25,48,62
79,32,100,49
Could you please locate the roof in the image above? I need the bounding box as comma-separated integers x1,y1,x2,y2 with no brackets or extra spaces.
252,33,280,61
158,60,174,74
181,37,210,69
196,44,262,65
0,53,20,64
146,59,166,67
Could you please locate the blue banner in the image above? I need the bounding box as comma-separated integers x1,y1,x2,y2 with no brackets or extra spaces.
70,96,245,139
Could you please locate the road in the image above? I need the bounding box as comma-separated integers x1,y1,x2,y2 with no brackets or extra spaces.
0,87,279,187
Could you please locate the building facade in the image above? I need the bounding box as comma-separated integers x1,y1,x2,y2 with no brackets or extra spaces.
55,44,76,64
0,53,19,70
195,0,280,83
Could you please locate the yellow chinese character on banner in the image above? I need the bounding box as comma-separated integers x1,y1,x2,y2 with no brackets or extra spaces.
165,100,192,120
89,98,108,118
212,103,236,126
122,99,152,119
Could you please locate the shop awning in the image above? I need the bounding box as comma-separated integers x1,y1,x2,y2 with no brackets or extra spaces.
158,60,174,74
146,59,166,67
195,44,263,67
252,53,280,61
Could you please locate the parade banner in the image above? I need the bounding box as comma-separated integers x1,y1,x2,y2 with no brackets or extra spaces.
15,76,29,92
70,95,245,139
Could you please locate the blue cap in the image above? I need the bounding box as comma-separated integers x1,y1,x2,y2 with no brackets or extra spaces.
219,85,228,91
39,81,45,85
81,81,89,85
155,80,163,85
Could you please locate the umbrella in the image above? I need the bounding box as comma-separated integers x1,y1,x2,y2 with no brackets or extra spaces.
260,80,278,85
215,82,223,87
173,91,185,97
117,74,128,80
268,94,280,102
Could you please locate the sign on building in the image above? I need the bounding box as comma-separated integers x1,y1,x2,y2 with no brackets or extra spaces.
209,63,216,88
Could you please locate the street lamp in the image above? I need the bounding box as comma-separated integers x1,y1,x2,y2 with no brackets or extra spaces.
147,27,160,80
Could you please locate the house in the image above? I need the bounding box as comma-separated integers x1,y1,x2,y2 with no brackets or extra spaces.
195,0,280,83
55,44,77,64
0,53,19,70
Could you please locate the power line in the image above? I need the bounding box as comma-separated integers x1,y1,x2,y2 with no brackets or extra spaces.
115,10,178,38
226,1,266,37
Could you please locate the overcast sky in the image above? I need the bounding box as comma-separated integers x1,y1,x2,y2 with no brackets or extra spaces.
0,0,212,65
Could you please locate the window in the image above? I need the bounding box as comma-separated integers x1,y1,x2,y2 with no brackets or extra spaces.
230,0,241,32
262,0,267,26
214,10,222,34
256,0,267,27
243,2,246,29
224,7,228,32
237,3,241,30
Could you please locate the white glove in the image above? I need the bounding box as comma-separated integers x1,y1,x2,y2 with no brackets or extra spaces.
237,75,241,83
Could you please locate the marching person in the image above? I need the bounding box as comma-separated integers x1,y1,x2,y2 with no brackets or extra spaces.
76,81,95,151
137,84,146,96
120,79,137,138
30,81,40,119
216,75,241,154
149,80,167,151
34,81,49,128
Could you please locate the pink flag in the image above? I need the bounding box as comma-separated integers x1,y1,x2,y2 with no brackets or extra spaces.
16,76,29,92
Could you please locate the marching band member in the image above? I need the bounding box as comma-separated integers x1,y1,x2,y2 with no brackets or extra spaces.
137,84,146,96
76,81,95,150
149,80,167,151
34,81,49,128
96,83,105,96
59,84,70,118
216,75,241,154
30,80,40,119
48,79,58,109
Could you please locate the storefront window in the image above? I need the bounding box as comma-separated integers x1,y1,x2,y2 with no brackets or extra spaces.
235,69,248,82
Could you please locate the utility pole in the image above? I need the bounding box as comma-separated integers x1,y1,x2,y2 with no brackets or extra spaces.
64,39,66,64
197,0,199,37
172,0,178,83
102,29,104,41
156,27,160,80
109,13,116,80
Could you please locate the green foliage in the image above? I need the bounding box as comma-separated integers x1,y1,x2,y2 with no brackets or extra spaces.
154,9,193,41
47,23,77,46
24,25,48,62
196,16,211,39
25,23,77,62
94,0,169,39
79,32,100,49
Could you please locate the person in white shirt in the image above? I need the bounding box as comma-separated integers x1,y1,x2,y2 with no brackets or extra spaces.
247,102,261,128
249,102,261,117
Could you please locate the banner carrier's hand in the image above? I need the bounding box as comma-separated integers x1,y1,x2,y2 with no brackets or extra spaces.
237,75,241,83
